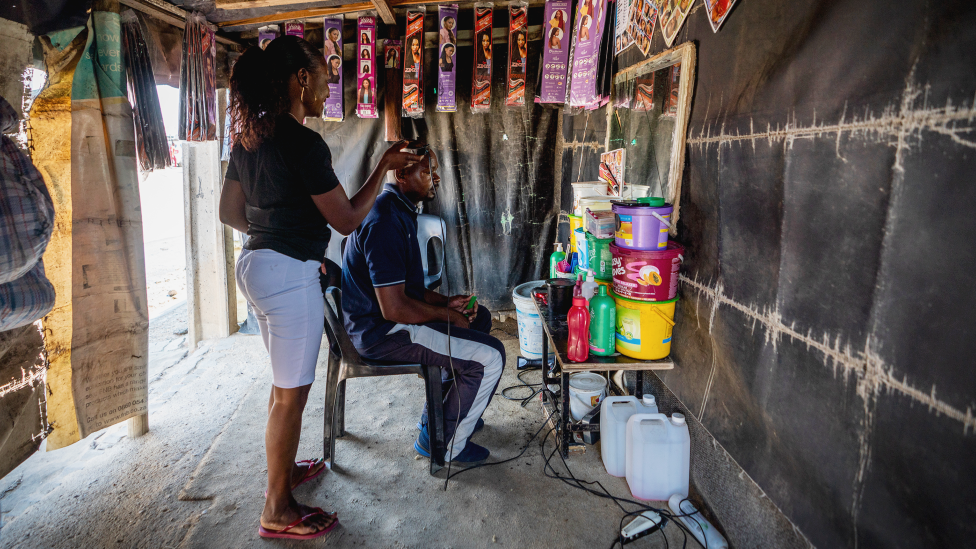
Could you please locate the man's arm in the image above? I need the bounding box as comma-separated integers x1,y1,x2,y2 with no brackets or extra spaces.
424,289,448,306
376,285,469,328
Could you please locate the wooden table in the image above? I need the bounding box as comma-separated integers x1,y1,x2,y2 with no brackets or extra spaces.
534,294,673,457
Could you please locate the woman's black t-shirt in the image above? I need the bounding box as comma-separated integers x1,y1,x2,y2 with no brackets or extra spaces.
225,115,341,262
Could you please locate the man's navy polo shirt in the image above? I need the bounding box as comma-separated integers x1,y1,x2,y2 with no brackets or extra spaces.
341,184,427,352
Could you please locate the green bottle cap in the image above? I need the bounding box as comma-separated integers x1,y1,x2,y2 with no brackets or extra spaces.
637,196,666,207
598,285,608,296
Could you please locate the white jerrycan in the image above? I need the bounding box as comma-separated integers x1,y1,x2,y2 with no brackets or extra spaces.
625,413,690,501
600,395,658,477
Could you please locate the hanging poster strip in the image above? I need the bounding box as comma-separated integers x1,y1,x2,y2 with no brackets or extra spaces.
323,17,344,121
284,21,305,38
258,25,278,49
633,71,654,111
506,2,528,107
437,5,459,112
659,0,693,47
567,0,609,109
536,0,571,103
402,7,426,118
357,16,377,118
471,3,493,113
614,0,633,55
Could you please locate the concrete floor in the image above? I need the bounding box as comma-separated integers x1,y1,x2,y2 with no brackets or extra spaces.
0,305,691,548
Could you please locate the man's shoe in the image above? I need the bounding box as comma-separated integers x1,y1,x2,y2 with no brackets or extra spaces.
414,424,489,467
417,417,485,434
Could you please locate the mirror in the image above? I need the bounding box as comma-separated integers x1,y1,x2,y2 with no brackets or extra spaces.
606,42,696,232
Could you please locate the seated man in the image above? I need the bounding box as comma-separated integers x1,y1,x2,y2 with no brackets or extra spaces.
341,144,505,468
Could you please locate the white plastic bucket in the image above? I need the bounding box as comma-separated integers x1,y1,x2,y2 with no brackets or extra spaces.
569,372,608,421
622,184,651,199
572,182,605,216
513,280,549,359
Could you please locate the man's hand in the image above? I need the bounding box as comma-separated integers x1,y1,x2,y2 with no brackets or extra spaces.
448,294,477,320
448,309,471,329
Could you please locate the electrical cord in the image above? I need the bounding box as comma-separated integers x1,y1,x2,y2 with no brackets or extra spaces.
501,366,544,407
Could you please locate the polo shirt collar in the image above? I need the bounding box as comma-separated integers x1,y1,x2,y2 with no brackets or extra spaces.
383,183,420,214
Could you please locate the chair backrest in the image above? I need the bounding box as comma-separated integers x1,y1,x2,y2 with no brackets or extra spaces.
417,214,446,290
322,287,365,366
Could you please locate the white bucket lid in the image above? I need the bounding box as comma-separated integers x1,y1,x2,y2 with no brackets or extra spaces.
569,372,608,392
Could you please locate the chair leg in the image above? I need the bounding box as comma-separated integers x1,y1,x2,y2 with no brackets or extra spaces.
336,379,347,437
323,353,341,469
423,364,446,475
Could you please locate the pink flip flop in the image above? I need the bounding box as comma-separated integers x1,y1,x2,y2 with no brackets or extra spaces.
264,458,326,498
258,507,338,540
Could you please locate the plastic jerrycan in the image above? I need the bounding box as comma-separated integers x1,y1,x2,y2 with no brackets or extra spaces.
625,413,690,501
588,285,616,356
549,243,565,278
600,395,657,477
566,296,590,362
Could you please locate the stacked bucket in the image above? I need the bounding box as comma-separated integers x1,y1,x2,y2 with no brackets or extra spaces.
608,197,683,360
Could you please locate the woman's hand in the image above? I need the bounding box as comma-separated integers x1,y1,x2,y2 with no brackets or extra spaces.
381,141,424,172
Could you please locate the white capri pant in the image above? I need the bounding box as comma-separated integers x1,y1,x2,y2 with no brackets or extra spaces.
236,248,324,389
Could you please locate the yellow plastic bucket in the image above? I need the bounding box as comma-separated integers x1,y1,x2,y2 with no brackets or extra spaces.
568,214,583,253
611,290,678,360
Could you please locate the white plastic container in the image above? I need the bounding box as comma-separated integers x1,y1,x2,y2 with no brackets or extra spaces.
572,182,605,216
625,413,690,501
581,270,599,301
512,280,550,359
568,372,608,421
599,395,658,477
622,184,651,199
579,196,615,214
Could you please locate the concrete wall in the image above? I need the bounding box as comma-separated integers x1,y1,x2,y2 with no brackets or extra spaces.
0,18,32,118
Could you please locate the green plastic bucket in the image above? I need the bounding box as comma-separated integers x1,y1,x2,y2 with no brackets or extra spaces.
586,231,614,279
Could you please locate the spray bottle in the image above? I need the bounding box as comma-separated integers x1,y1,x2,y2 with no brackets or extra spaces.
581,270,599,301
549,243,565,278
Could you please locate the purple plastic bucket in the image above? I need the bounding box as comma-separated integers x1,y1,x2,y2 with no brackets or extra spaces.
613,201,673,250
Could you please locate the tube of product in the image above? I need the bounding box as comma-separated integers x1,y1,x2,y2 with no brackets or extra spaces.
322,16,344,121
506,1,528,107
436,4,459,112
536,0,572,104
402,7,426,118
356,16,378,118
471,2,493,113
667,495,729,549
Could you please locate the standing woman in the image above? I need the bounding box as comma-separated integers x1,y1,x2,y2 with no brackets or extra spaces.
219,36,421,540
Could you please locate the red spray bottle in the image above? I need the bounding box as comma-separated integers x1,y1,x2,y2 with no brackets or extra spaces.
567,295,590,362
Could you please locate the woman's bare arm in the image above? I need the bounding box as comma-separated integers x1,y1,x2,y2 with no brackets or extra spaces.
311,141,422,236
219,178,249,233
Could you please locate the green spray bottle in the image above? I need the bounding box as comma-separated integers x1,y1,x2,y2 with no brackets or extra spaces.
589,285,616,356
549,243,565,278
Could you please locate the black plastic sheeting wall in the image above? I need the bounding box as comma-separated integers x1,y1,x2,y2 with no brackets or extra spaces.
582,1,973,547
311,7,560,310
312,1,975,546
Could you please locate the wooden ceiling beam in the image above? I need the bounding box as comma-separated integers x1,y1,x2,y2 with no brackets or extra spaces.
371,0,397,25
218,3,374,27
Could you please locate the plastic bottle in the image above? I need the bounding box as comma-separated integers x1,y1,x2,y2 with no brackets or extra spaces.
573,273,583,297
588,285,616,356
599,394,658,477
667,495,729,549
581,270,599,301
625,412,690,501
566,296,590,362
549,243,565,278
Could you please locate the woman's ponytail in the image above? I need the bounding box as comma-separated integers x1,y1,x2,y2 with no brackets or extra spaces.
229,35,325,152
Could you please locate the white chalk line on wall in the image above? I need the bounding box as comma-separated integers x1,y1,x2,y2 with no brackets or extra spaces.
679,274,976,435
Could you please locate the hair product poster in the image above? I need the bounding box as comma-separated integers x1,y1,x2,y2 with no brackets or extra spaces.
356,16,377,118
703,0,739,32
322,17,343,121
664,62,681,115
624,0,658,56
568,0,608,109
536,0,571,103
402,7,425,118
633,71,654,111
471,3,493,113
384,39,401,68
506,2,528,107
258,25,278,49
660,0,693,47
437,5,459,113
